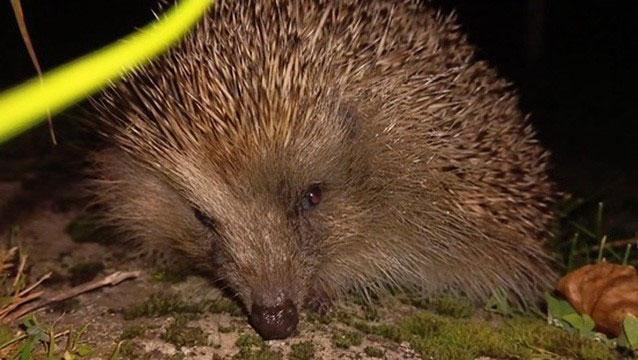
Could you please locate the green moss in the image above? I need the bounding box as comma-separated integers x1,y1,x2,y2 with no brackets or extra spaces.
0,324,14,346
334,310,355,325
65,216,112,244
305,311,332,325
306,308,356,327
289,341,315,360
207,297,243,316
68,261,105,286
218,325,235,333
49,298,80,313
430,296,475,318
122,291,241,324
232,332,283,360
167,354,186,360
361,304,380,321
161,316,208,348
350,295,380,321
501,317,619,360
151,268,189,284
235,334,264,348
353,310,619,360
408,296,475,319
120,324,147,340
406,316,513,360
232,347,283,360
363,346,384,358
123,292,203,320
353,321,403,342
119,339,147,359
331,329,363,349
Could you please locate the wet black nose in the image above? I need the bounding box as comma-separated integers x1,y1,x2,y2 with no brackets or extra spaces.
250,299,298,340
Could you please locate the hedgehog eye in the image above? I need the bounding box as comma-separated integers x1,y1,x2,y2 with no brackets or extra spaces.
300,185,322,212
193,208,217,229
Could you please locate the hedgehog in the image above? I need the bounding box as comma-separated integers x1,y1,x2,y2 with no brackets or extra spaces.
90,0,558,339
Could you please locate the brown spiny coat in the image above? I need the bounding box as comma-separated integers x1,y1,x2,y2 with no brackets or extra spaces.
91,0,557,336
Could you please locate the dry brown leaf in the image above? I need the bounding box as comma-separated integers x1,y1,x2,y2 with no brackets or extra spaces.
556,263,636,314
591,277,638,336
556,263,638,336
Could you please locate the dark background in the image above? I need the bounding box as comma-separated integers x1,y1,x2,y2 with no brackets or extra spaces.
1,1,636,238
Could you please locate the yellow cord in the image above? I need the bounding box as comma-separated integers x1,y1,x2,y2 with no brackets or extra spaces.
0,0,214,143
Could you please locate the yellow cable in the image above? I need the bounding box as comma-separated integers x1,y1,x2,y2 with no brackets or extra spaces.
0,0,214,143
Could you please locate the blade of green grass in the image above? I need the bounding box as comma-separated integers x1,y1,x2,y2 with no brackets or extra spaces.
596,235,607,263
623,244,632,265
595,202,604,242
567,233,579,271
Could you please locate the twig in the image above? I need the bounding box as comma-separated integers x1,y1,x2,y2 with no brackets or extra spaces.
0,247,18,275
0,334,28,350
51,330,70,341
11,253,27,289
6,270,141,323
0,290,44,319
19,272,52,297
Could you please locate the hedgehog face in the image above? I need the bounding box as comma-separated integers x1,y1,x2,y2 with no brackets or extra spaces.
189,185,307,339
89,102,372,339
177,108,371,339
186,168,323,339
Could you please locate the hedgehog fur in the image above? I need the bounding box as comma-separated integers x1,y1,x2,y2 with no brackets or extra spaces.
90,0,557,339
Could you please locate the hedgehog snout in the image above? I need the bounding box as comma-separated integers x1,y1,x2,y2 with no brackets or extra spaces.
249,298,299,339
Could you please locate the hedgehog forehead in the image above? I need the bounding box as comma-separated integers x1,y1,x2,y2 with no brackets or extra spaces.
198,116,344,189
175,143,320,219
